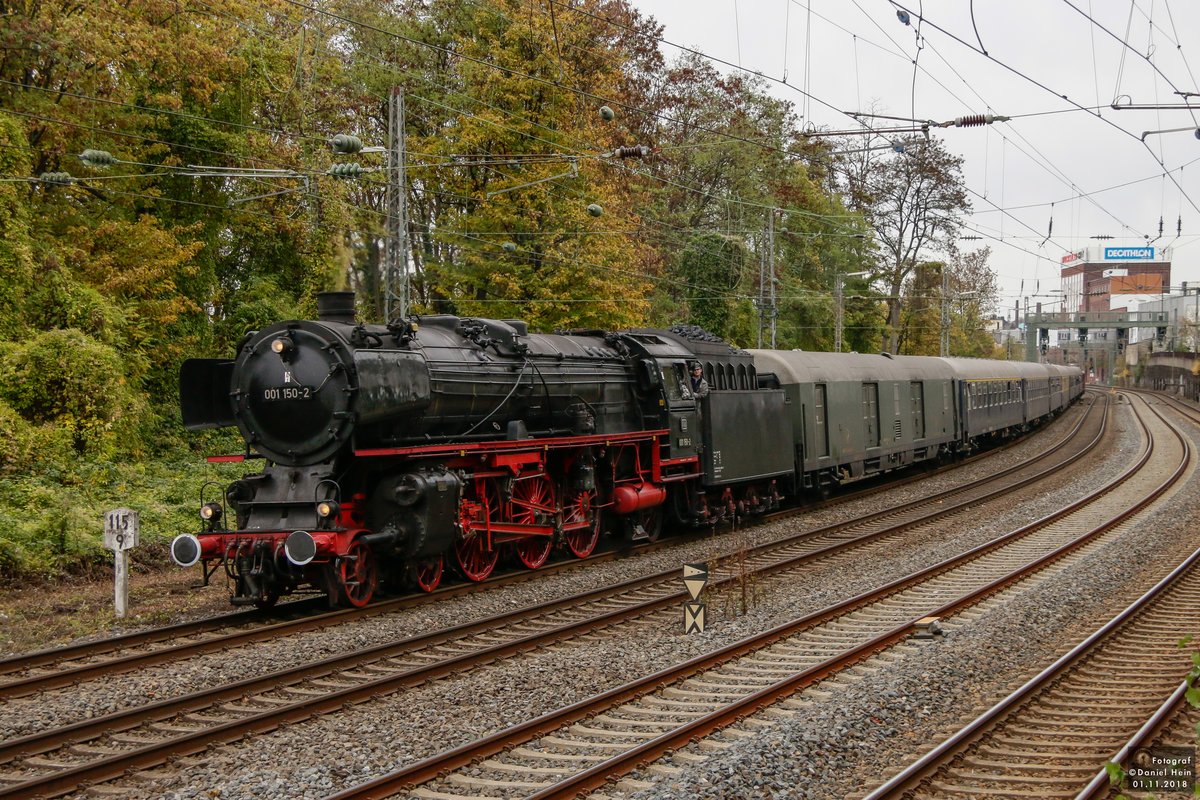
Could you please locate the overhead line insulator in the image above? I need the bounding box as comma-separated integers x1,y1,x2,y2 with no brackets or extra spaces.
79,149,116,167
941,114,1011,128
327,163,367,178
330,135,364,154
612,145,650,159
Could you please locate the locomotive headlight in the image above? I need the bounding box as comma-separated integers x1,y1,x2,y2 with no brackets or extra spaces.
316,500,340,519
270,337,294,358
200,502,223,523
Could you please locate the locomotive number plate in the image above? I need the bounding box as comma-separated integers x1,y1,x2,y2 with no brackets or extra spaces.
262,385,314,401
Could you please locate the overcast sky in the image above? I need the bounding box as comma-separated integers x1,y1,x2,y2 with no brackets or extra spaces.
634,0,1200,318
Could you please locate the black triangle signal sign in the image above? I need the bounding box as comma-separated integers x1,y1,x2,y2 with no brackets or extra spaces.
683,562,708,600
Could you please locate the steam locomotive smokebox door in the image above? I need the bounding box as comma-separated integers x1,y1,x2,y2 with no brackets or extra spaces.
701,389,793,484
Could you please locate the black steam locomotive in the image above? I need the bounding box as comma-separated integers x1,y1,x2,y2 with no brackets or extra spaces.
172,292,1083,607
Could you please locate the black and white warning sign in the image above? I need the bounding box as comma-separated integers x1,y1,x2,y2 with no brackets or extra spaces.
683,562,708,600
682,563,708,633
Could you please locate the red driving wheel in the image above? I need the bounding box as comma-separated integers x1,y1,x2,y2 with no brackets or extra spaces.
455,480,501,581
414,556,443,592
512,475,554,569
337,539,377,608
562,489,601,558
454,532,498,582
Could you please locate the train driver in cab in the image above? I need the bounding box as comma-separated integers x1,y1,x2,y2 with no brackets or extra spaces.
690,363,710,398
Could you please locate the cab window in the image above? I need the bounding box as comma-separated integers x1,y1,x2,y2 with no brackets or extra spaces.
662,363,689,402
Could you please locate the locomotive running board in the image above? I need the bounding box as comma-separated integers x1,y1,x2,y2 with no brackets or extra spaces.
355,428,670,458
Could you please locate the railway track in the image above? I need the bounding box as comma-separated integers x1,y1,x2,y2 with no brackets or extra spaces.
292,392,1185,799
862,529,1200,798
0,538,666,699
0,398,1110,797
0,399,1084,701
1075,671,1200,799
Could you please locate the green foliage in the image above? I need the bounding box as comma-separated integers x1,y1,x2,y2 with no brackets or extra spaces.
211,276,305,353
1,329,145,457
1187,636,1200,709
23,257,129,349
675,232,746,339
0,115,35,340
0,400,72,478
0,444,245,580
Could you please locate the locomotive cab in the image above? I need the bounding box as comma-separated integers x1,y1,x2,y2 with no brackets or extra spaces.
634,358,699,448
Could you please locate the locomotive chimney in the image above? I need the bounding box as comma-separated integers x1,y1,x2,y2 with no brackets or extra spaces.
317,291,357,324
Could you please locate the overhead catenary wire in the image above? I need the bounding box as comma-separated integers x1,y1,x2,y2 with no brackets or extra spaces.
781,0,1160,269
886,0,1200,217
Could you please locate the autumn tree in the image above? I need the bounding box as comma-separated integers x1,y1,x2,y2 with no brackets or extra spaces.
0,115,34,341
639,52,873,347
945,245,1000,357
832,136,970,353
898,247,998,356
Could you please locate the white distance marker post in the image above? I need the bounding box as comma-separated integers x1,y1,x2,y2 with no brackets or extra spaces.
103,509,140,618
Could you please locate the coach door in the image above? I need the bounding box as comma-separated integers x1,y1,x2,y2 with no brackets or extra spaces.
911,381,925,440
812,383,829,458
863,383,880,448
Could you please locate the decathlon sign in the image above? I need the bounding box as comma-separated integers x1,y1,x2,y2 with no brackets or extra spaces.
1104,246,1156,260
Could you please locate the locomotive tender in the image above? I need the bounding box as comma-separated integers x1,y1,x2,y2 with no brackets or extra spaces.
172,292,1084,608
